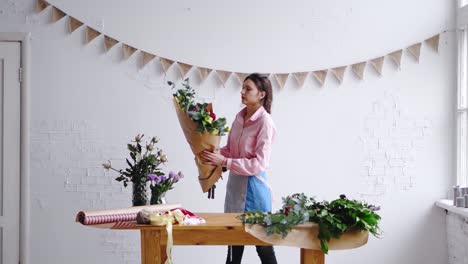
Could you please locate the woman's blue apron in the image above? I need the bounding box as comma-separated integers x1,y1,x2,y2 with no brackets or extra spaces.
224,171,272,213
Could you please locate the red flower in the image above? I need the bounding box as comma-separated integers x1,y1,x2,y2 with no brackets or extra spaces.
209,112,216,121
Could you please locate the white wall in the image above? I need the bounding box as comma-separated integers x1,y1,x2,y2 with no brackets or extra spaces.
0,0,456,263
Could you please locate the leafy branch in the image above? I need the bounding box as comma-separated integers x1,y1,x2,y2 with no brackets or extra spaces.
238,193,381,254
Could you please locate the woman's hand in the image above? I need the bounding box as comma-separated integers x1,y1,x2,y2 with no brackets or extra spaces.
200,150,226,166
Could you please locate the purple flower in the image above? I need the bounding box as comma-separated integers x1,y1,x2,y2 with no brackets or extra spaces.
168,171,177,179
147,174,161,184
159,175,167,182
177,171,184,180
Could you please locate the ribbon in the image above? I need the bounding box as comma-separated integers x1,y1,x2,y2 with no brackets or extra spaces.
149,209,187,264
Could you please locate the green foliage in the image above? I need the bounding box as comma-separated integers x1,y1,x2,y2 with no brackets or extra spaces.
169,79,230,136
238,193,381,254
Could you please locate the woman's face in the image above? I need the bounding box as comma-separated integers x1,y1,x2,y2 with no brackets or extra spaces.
241,79,265,106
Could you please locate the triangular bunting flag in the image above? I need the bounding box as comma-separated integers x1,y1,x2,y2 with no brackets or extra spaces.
292,72,309,88
141,51,156,67
425,34,440,53
216,70,231,85
388,50,403,68
330,66,347,84
198,67,210,82
235,72,249,83
104,35,118,51
370,57,385,75
159,58,175,73
352,62,366,80
86,27,100,44
312,70,328,87
68,17,83,33
51,6,66,22
36,0,49,13
178,62,192,78
407,43,422,63
274,74,289,89
122,44,137,60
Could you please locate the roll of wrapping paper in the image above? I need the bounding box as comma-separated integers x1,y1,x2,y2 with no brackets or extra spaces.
173,97,223,194
75,203,181,225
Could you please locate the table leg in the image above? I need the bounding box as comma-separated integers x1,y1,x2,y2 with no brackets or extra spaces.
300,248,324,264
141,230,165,264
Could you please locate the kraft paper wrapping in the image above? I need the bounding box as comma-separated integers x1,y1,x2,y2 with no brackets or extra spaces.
76,203,181,226
245,223,369,250
173,97,223,193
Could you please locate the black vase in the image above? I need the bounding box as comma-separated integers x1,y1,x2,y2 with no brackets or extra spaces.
132,181,148,206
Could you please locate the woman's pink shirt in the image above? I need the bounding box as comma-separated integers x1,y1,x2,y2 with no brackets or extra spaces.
220,106,276,176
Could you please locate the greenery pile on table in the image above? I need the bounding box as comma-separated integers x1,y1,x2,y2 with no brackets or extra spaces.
238,193,381,253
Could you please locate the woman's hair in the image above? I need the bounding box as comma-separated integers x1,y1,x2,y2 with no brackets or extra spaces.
244,73,273,114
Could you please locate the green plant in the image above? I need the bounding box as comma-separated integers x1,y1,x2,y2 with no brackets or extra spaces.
102,134,168,187
169,79,230,136
238,193,381,254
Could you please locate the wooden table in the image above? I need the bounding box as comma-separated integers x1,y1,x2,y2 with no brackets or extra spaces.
113,213,367,264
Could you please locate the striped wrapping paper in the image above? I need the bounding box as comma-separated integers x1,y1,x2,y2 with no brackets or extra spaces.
76,203,181,225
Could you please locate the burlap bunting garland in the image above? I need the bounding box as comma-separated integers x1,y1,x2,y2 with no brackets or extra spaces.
331,66,347,84
407,43,422,63
293,72,309,88
51,6,66,22
141,51,156,67
104,35,119,51
178,62,192,78
36,0,442,88
216,70,231,85
198,67,210,82
122,44,137,60
86,27,100,44
68,17,83,33
370,57,385,75
274,74,289,89
388,50,403,68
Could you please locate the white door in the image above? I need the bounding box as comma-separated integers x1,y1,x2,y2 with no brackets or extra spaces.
0,42,21,264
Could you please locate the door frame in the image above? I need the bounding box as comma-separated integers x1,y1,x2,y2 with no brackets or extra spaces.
0,32,31,264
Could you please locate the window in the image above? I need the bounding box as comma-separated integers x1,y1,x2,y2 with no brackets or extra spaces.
457,0,468,186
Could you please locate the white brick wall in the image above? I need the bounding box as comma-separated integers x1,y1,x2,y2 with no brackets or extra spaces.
447,212,468,264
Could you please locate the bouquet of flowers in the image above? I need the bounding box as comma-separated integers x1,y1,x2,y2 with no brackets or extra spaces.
147,171,184,204
170,79,230,198
102,134,181,206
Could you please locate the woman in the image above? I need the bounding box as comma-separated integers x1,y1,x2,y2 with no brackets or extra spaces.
201,73,277,264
